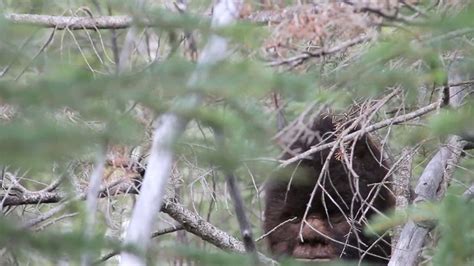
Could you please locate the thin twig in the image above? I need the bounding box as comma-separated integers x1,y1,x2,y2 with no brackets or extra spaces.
15,28,56,81
94,225,184,264
267,35,372,67
256,217,296,242
214,130,257,258
21,200,70,228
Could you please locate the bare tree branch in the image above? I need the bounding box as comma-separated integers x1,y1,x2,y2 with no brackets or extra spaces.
267,35,372,67
247,4,320,24
4,5,318,31
14,27,56,81
162,199,277,265
162,198,245,252
5,13,133,30
0,179,140,206
0,180,277,264
342,0,414,24
21,200,71,229
280,101,440,167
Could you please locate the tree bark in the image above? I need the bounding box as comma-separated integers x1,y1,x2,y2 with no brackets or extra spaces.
391,148,413,253
162,199,277,265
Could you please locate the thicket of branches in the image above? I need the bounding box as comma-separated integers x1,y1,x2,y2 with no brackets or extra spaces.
0,0,473,265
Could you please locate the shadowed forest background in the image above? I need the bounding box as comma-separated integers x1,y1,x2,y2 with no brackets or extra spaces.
0,0,473,265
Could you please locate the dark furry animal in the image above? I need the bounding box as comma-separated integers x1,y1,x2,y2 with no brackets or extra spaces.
263,114,395,264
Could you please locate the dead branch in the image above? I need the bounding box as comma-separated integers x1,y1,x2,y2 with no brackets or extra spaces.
162,198,245,252
4,4,318,31
342,0,414,24
246,4,320,24
14,28,56,81
267,35,372,67
161,199,277,265
0,179,140,206
21,200,71,229
0,181,276,264
280,101,440,167
4,13,133,30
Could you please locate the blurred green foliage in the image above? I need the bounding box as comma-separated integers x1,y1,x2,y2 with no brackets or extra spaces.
368,188,473,265
0,0,473,265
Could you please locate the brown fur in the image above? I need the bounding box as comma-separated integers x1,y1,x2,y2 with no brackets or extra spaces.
264,114,394,264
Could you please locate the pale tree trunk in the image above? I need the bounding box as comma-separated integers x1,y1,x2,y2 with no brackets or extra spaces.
119,1,242,265
388,63,471,266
